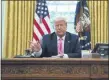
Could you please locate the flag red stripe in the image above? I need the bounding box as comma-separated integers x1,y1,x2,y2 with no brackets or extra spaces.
33,32,39,41
34,19,44,36
42,18,51,33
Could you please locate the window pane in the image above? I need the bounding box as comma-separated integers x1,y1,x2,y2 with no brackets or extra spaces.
47,1,78,34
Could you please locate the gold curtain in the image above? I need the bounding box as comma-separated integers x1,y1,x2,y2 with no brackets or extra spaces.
3,1,36,58
87,0,108,49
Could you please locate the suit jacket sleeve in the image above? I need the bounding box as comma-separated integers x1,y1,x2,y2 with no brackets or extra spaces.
40,35,46,57
40,35,50,57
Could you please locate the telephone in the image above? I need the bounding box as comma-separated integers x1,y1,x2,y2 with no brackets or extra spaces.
91,43,109,58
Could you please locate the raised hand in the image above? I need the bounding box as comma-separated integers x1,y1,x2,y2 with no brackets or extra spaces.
29,41,41,52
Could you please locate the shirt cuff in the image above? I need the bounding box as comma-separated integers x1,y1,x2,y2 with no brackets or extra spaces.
31,48,42,57
63,54,69,58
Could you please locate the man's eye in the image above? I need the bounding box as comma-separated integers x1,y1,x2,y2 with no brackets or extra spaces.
60,24,63,26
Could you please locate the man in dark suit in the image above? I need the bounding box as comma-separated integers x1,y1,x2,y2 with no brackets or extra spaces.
30,17,81,58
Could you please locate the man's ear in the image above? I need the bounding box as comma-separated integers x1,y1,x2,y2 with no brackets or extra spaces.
65,23,67,29
66,23,67,26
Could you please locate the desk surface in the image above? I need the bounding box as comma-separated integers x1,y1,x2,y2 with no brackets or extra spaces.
2,58,108,62
1,58,108,80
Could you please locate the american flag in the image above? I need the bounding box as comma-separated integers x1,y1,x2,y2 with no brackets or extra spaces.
33,0,51,42
74,0,91,50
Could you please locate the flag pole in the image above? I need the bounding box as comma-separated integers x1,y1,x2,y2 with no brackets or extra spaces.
79,0,83,38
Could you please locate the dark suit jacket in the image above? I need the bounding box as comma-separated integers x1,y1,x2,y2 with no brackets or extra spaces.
40,32,81,58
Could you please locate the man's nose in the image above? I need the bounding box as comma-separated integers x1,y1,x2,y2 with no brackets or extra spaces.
58,25,61,29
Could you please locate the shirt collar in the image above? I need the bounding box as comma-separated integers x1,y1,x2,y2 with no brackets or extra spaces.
57,35,65,41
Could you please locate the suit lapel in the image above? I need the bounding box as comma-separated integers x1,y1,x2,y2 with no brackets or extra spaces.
64,32,70,53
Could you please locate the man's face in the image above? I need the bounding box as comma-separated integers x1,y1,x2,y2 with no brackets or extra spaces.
54,20,67,37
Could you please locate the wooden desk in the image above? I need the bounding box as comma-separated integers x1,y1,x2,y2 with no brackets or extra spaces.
1,58,108,80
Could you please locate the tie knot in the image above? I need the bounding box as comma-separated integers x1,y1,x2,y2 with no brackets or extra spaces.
59,38,63,40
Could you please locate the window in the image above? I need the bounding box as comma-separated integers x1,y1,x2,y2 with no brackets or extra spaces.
47,1,78,34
